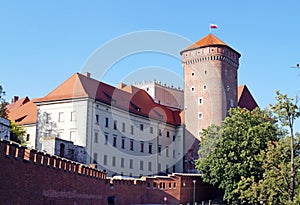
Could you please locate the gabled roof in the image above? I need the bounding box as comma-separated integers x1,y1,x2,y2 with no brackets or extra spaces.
7,98,37,125
6,96,30,111
180,33,240,57
36,73,182,126
237,85,258,111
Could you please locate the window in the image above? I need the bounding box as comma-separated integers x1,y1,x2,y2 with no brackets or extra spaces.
122,122,125,132
121,137,125,149
203,85,207,90
149,126,153,134
113,135,117,147
93,153,98,164
130,159,133,169
158,129,162,136
198,112,203,119
192,72,195,76
148,143,152,154
166,146,169,157
45,113,50,124
148,162,152,171
173,182,176,188
158,163,161,172
173,150,176,158
173,135,176,141
96,114,99,124
130,140,134,151
130,125,134,134
94,132,98,143
113,120,117,130
112,156,116,166
191,86,195,92
140,142,144,153
140,124,144,131
70,131,76,141
166,131,170,138
173,165,176,173
166,164,169,174
169,183,172,189
140,161,143,170
121,158,124,168
104,133,109,145
199,97,203,105
153,182,157,189
103,155,107,165
105,117,109,128
71,111,76,121
26,134,30,141
158,145,162,155
58,112,64,122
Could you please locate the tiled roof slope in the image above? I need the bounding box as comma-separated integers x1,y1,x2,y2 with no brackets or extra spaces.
237,85,258,111
7,98,37,125
36,73,182,126
181,33,241,57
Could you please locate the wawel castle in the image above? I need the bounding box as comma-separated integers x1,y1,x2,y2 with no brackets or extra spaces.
6,34,257,177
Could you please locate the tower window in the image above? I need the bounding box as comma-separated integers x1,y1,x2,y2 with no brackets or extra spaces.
198,112,203,119
203,85,207,90
191,86,195,92
204,70,207,74
191,72,195,76
199,97,203,105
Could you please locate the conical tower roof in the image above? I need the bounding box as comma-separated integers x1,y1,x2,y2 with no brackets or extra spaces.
180,33,240,57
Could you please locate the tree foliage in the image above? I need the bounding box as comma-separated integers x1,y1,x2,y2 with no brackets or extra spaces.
196,107,278,204
10,121,27,146
0,85,8,118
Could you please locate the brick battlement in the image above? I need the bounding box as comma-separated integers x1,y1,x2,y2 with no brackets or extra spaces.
0,139,222,204
0,139,107,180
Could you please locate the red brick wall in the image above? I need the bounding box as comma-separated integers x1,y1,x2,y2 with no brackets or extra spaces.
0,140,222,205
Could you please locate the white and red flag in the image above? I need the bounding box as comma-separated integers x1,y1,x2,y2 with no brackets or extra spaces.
210,24,218,29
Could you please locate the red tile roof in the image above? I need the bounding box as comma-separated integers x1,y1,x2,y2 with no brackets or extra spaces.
36,73,182,126
237,85,258,111
7,98,37,125
180,33,241,57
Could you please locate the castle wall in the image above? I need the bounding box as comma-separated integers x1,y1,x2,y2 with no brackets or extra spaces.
0,140,221,205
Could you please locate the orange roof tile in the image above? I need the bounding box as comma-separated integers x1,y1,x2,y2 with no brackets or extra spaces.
6,96,30,111
237,85,258,111
36,73,182,126
7,98,37,125
180,33,240,57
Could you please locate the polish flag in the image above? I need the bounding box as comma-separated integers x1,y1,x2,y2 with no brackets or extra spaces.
210,24,218,29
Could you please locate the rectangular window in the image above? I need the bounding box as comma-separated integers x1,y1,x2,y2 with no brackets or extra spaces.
121,137,125,149
103,155,107,165
113,135,117,147
166,146,169,157
71,111,76,121
166,164,169,174
148,143,152,154
140,161,143,170
140,142,144,153
173,135,176,141
149,126,153,134
158,163,161,172
96,114,99,124
105,133,108,145
58,112,64,122
158,145,162,155
173,165,176,173
130,125,134,134
167,131,170,138
148,161,152,171
93,153,98,164
113,120,117,130
26,134,30,141
94,132,98,143
158,129,162,136
105,117,109,128
121,158,124,168
70,131,76,141
198,112,203,119
130,159,133,169
122,122,125,132
140,124,144,131
112,156,116,166
173,150,176,158
199,97,203,105
130,140,134,151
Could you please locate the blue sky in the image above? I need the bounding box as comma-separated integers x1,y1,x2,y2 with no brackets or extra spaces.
1,1,300,117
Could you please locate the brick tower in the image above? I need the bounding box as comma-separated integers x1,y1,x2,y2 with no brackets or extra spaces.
180,34,241,172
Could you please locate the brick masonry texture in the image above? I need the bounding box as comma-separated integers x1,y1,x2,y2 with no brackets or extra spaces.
0,140,221,205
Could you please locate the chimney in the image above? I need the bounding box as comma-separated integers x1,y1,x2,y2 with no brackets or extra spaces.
13,96,19,103
83,72,91,78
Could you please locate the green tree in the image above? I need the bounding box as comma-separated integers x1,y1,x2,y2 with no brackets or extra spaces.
196,107,278,204
10,121,27,146
0,85,8,118
270,91,300,203
237,136,300,205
